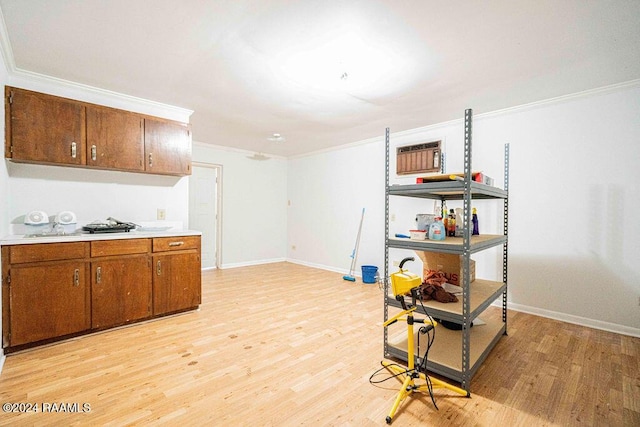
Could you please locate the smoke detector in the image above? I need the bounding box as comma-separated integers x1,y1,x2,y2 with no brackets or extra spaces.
267,133,285,143
247,153,270,161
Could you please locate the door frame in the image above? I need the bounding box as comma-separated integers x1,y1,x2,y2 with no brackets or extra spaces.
190,162,223,269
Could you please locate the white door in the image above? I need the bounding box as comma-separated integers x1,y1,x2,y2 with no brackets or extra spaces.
189,165,219,268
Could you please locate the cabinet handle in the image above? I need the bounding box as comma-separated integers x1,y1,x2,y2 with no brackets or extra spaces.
148,153,153,167
168,241,184,247
91,145,97,161
74,268,80,287
71,142,77,159
96,266,101,284
157,260,162,276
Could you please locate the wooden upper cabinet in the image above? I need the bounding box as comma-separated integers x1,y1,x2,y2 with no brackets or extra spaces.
86,106,145,171
144,118,192,176
4,86,192,176
5,87,86,166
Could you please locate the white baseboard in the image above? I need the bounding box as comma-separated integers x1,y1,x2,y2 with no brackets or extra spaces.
221,257,286,269
502,301,640,338
286,258,355,276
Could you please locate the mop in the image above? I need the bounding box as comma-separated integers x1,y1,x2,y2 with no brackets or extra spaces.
343,208,365,281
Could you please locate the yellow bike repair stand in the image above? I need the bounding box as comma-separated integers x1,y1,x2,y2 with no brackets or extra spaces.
382,257,469,424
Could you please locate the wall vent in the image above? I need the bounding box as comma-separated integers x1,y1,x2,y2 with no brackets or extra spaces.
396,140,441,175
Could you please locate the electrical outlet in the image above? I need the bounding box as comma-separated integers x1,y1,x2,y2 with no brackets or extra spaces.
157,208,166,220
390,213,396,222
291,245,296,250
393,260,399,266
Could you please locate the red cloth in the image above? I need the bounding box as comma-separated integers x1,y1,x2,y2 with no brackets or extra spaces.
419,271,458,303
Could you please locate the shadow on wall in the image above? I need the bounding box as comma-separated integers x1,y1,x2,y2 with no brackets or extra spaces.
7,162,182,187
509,254,640,330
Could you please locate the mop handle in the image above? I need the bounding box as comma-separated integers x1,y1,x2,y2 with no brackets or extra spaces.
350,208,365,258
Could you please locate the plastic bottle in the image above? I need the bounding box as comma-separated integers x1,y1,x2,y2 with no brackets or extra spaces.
455,208,463,237
448,209,456,237
429,217,446,241
442,201,448,231
472,208,479,235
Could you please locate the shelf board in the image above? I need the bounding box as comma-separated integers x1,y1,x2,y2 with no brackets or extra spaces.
389,181,507,200
387,234,506,254
387,279,505,322
387,309,505,380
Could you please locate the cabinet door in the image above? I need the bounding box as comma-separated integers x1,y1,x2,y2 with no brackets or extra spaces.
153,252,201,315
91,255,152,329
144,119,192,176
86,106,145,171
6,87,85,165
9,262,90,346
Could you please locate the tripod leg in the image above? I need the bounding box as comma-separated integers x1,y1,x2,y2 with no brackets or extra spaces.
415,373,469,397
386,374,413,424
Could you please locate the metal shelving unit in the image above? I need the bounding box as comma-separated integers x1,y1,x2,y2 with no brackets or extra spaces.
382,109,510,392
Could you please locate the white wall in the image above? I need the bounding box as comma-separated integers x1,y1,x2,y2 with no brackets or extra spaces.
5,163,188,230
287,142,385,274
288,83,640,335
486,85,640,335
191,142,288,267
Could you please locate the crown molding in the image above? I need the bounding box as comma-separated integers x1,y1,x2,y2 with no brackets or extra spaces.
0,5,15,74
291,78,640,160
7,68,193,122
474,78,640,122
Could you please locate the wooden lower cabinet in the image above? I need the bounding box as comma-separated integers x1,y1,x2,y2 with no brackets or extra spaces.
91,255,152,329
2,235,201,352
153,252,201,315
9,261,90,346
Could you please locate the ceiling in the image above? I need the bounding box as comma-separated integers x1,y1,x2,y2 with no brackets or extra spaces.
1,1,639,157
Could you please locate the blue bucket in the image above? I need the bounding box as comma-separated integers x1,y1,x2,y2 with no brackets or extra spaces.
361,265,378,284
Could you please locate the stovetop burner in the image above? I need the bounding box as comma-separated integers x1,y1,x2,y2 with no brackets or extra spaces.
82,223,135,233
82,217,138,234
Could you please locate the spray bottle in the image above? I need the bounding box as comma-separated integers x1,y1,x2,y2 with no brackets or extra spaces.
472,207,479,235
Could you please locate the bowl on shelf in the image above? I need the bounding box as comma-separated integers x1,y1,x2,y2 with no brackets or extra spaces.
409,229,427,240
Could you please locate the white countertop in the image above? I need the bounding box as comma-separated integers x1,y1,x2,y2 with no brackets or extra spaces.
1,229,202,246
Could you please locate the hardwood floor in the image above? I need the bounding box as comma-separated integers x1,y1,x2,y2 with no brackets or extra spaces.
0,262,638,426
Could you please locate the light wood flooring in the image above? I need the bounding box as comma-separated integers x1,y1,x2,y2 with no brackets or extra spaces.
0,262,638,426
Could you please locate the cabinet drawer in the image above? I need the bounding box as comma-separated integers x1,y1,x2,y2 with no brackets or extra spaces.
9,242,89,264
91,238,150,257
153,236,200,252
